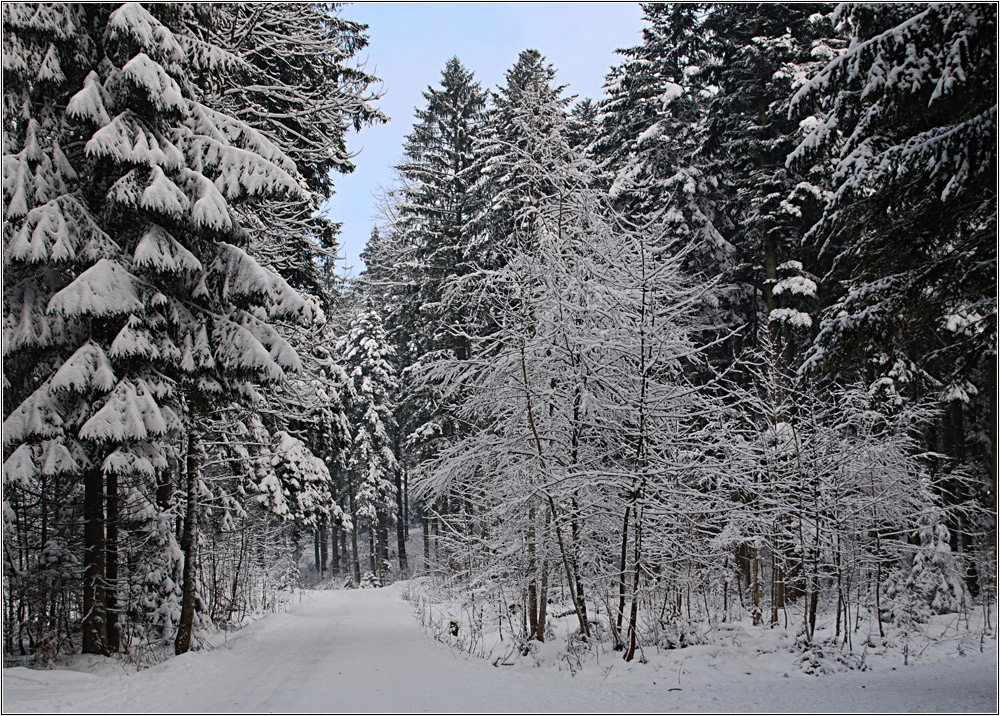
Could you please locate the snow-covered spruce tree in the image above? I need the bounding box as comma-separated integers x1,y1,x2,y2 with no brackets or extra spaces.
693,3,839,367
3,3,321,657
791,4,997,573
3,2,180,657
388,58,487,572
592,3,741,389
194,4,383,582
593,3,724,253
466,50,573,274
396,56,485,359
337,305,399,584
401,51,576,579
203,3,386,296
357,221,419,573
566,97,599,153
426,50,580,641
883,498,968,631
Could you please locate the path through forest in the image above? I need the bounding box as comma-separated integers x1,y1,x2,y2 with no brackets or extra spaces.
3,584,997,713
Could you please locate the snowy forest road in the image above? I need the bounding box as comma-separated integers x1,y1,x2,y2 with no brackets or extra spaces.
3,584,997,713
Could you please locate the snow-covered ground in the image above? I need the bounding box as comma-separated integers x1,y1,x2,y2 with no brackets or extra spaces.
3,584,997,714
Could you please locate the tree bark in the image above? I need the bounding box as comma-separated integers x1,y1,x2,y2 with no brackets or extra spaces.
527,506,538,640
82,464,108,655
331,523,340,574
319,524,328,575
614,501,632,649
752,545,761,624
990,355,998,508
395,465,408,574
624,507,642,662
535,557,548,642
378,513,389,578
175,432,200,655
349,481,360,584
368,527,376,575
105,470,120,652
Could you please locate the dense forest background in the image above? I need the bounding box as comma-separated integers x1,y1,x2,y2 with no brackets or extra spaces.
3,2,996,665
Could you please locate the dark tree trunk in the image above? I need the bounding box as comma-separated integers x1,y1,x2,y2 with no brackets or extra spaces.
990,356,998,505
176,432,200,655
105,470,120,652
614,502,632,648
331,523,340,574
395,467,408,573
157,458,173,511
624,508,642,662
526,506,538,639
403,467,409,527
349,480,360,584
534,558,548,642
319,524,328,574
82,464,108,655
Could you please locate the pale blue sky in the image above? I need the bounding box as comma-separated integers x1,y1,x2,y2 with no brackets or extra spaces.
323,2,645,275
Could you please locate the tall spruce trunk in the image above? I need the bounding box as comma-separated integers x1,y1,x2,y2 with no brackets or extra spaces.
331,523,340,574
176,432,200,655
990,355,998,505
82,464,108,655
319,524,329,575
752,546,761,624
341,522,349,569
105,470,119,652
395,466,408,573
349,481,361,584
771,562,785,627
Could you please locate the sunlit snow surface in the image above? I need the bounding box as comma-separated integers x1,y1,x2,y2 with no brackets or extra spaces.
3,584,997,713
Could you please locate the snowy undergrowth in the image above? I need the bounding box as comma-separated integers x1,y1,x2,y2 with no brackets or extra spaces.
400,579,997,688
11,585,302,675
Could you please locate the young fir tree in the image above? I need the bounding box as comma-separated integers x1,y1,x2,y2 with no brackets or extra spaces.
337,305,399,584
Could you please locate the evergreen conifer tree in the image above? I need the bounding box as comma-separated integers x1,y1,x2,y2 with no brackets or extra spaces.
338,306,399,583
2,2,374,656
